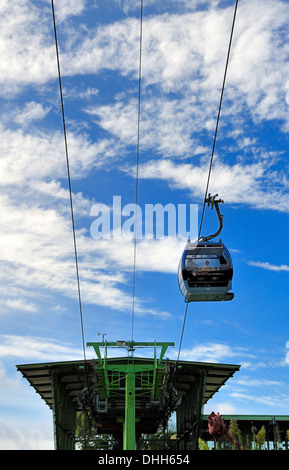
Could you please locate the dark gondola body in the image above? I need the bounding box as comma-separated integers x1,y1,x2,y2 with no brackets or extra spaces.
178,240,234,302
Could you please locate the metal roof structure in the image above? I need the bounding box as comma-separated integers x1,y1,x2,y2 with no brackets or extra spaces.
216,414,289,423
16,357,240,411
17,359,88,411
16,357,240,449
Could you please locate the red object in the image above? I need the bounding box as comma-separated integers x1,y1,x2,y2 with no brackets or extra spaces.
208,411,243,449
208,411,226,440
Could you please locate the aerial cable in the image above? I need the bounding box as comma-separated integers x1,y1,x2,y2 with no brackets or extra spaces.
171,301,189,388
198,0,239,239
51,0,89,384
176,301,189,364
131,0,144,343
160,301,189,428
174,300,189,377
170,0,239,405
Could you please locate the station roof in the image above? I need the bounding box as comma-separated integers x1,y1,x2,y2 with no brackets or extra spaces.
16,356,240,410
217,414,289,422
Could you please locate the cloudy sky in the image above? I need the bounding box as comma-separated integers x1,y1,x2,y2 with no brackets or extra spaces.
1,0,289,449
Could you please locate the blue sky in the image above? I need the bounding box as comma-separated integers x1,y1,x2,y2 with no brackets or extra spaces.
0,0,289,449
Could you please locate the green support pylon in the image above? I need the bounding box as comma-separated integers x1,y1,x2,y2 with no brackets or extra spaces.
87,340,174,450
123,366,136,450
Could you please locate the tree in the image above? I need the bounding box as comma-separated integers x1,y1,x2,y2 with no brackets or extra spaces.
75,412,118,450
198,438,210,450
255,425,266,450
137,425,177,450
229,419,244,450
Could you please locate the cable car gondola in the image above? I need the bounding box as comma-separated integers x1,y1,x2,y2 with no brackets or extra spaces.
178,194,234,303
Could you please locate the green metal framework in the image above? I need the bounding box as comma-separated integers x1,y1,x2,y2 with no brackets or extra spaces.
16,349,241,450
87,341,174,450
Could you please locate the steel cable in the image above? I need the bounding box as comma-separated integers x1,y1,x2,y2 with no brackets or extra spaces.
51,0,89,385
131,0,144,343
198,0,239,239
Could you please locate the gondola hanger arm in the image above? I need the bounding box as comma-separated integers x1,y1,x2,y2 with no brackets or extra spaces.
200,193,224,242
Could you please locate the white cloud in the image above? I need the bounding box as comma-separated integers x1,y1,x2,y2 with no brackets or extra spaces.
0,125,117,185
248,261,289,272
204,401,238,415
0,335,82,361
5,298,38,313
235,377,284,388
229,391,289,409
0,119,186,317
52,0,87,22
85,95,210,158
12,102,51,126
133,157,289,213
172,342,247,364
1,0,289,130
79,0,289,125
92,237,185,273
0,1,56,95
0,361,53,449
0,186,176,317
0,423,53,451
0,1,86,96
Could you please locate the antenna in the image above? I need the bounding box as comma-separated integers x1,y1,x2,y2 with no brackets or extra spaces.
98,332,106,344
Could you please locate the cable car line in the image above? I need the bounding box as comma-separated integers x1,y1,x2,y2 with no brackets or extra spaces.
177,302,189,363
198,0,239,240
51,0,90,387
131,0,144,344
159,300,189,430
177,1,238,305
174,2,239,384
